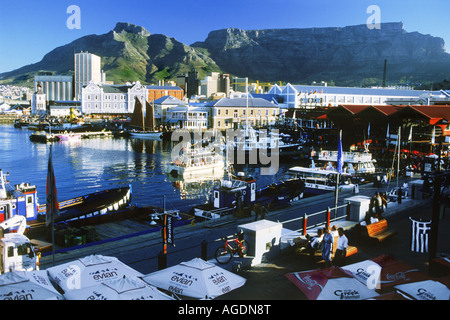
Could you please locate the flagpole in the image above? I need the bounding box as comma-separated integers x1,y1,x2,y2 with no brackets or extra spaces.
334,129,343,218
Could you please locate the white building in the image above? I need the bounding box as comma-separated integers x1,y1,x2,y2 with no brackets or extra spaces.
269,83,444,109
31,85,47,115
34,75,73,101
153,95,187,126
165,105,210,130
74,51,103,101
81,81,147,115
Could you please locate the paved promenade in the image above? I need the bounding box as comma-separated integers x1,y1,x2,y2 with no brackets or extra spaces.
216,192,450,300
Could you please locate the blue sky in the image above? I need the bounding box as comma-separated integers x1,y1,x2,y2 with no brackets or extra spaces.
0,0,449,73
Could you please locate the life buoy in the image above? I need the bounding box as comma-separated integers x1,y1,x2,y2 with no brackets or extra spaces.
242,190,246,196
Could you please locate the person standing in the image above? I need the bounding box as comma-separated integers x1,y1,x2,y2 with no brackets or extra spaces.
333,228,348,267
322,226,333,267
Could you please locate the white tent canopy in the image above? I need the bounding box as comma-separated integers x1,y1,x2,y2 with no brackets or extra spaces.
0,271,64,300
63,275,175,300
142,258,246,299
46,254,143,293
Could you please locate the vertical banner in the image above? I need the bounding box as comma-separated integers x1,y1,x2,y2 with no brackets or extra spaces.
410,218,431,253
162,214,174,247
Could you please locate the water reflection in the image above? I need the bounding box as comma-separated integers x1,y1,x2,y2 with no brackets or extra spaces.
0,125,298,213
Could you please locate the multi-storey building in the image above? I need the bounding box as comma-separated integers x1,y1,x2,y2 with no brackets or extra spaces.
74,51,103,101
211,95,279,130
147,85,184,102
81,81,147,115
31,84,47,115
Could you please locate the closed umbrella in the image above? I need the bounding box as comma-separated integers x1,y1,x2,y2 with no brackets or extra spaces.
63,275,175,300
47,254,143,293
343,255,429,291
0,271,64,300
285,266,379,300
141,258,246,299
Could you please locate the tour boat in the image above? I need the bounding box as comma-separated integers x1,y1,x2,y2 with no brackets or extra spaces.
166,147,226,178
286,166,355,196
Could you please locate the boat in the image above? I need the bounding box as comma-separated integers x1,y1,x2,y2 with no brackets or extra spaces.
37,185,132,225
193,172,305,220
166,146,226,178
0,170,40,223
13,118,30,128
56,133,82,142
227,126,304,163
311,150,377,183
285,166,355,196
129,98,162,139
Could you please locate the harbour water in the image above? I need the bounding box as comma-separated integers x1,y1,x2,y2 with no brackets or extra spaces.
0,124,299,214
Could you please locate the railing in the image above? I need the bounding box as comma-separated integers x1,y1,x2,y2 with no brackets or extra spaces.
278,203,351,239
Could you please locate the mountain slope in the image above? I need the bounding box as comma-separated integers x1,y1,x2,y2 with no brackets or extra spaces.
0,23,221,86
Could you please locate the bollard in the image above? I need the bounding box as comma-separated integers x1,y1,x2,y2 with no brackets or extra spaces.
346,203,351,221
303,213,308,235
158,251,167,270
201,240,208,261
398,188,402,204
326,207,331,228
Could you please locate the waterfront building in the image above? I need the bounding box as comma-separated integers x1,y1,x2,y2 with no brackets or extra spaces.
31,84,47,115
147,85,184,102
211,95,279,130
81,81,147,115
153,95,187,126
269,83,444,110
165,104,210,130
34,75,73,102
74,51,103,101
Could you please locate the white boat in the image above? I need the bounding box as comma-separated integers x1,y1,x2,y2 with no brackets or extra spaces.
129,131,162,139
312,150,377,181
286,166,355,196
166,147,225,178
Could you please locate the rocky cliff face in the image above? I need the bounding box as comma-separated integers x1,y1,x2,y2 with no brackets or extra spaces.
193,22,450,85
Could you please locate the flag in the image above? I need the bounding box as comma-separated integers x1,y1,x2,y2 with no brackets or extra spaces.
337,130,343,174
386,123,390,147
431,127,435,144
367,122,371,138
46,148,59,226
408,126,413,142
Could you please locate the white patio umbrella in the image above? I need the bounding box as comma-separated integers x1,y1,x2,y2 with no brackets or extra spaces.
394,280,450,300
285,266,379,300
0,271,64,300
46,254,143,293
63,275,175,300
141,258,247,299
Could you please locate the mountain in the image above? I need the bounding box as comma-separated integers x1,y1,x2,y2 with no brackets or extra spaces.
0,22,221,86
192,22,450,86
2,22,450,88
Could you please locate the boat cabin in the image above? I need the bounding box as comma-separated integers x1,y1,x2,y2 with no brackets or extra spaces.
0,171,39,223
212,172,256,210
